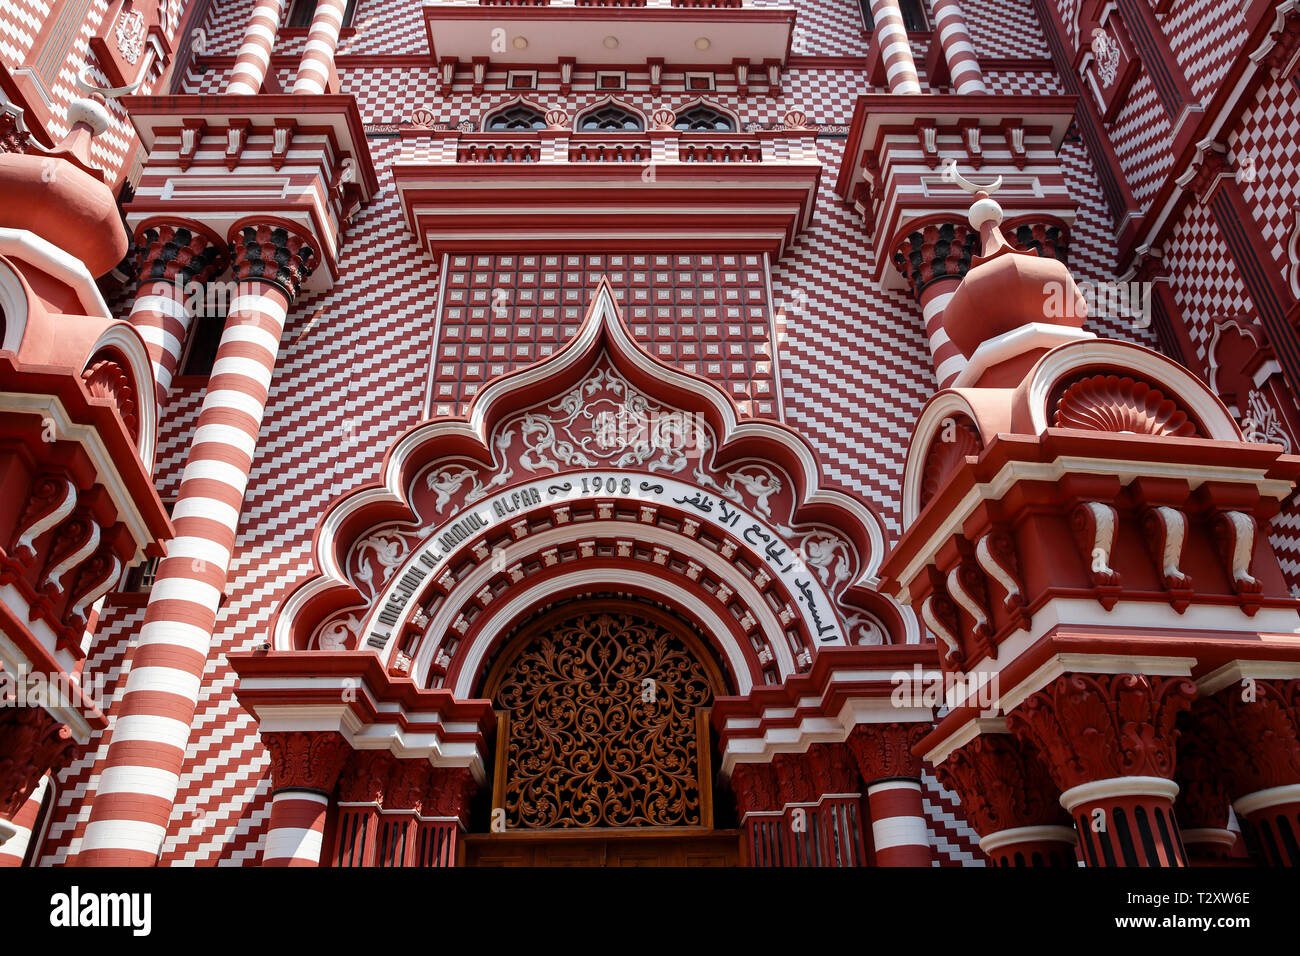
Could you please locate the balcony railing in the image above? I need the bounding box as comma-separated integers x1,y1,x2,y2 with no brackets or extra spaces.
416,126,809,166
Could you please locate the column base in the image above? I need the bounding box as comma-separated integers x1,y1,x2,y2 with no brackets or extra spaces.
979,824,1077,867
1061,776,1186,867
1234,784,1300,866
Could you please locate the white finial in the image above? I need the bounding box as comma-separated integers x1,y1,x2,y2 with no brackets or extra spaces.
943,158,1003,196
70,65,143,136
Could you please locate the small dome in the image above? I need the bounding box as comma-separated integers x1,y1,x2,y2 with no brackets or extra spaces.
941,191,1087,360
0,96,128,277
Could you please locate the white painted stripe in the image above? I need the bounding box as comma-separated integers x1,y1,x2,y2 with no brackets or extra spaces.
123,666,204,701
80,820,169,854
872,815,931,850
111,714,194,751
264,827,323,862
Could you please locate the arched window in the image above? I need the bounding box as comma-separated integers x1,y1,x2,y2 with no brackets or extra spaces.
673,104,737,132
485,103,547,131
577,103,644,132
857,0,927,31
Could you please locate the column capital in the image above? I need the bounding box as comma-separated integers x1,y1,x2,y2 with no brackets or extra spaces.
1006,673,1197,792
0,707,78,818
933,732,1069,838
228,224,319,302
337,750,395,804
133,223,228,286
847,722,928,783
427,767,475,823
261,730,351,795
1176,141,1236,206
893,220,979,302
730,762,780,816
773,751,817,805
806,742,860,795
1196,679,1300,798
386,760,434,813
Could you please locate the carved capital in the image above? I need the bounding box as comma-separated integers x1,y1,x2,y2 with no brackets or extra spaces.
262,731,351,794
933,733,1069,836
773,751,817,805
336,750,395,804
385,760,434,812
1006,673,1197,792
229,224,318,302
1004,218,1071,265
730,762,780,815
0,706,79,818
427,767,476,822
847,722,928,783
806,742,860,795
1194,680,1300,798
893,221,979,302
1173,717,1233,831
133,225,227,287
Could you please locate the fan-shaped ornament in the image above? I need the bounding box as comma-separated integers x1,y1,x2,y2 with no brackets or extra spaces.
1052,375,1198,438
920,416,982,508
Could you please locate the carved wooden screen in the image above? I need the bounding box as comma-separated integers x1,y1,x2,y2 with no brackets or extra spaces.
487,602,720,830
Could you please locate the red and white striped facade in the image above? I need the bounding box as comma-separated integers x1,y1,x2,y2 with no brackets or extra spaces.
3,0,1300,869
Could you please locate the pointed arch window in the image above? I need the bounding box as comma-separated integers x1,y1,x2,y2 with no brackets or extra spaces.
485,103,548,131
577,104,644,132
673,105,737,132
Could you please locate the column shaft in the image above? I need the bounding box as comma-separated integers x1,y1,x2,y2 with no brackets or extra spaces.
0,775,49,867
931,0,986,94
291,0,349,94
866,779,932,866
227,0,286,95
869,0,921,94
80,224,315,866
263,791,330,866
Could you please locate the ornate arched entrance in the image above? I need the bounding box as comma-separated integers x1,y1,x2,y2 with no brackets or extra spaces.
463,599,743,865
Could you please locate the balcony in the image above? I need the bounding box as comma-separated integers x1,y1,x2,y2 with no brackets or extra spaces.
393,116,820,258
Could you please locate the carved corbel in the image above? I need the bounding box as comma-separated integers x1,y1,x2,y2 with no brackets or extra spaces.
921,592,964,670
224,117,251,170
559,57,575,95
40,512,100,595
1000,119,1027,170
471,57,488,96
1141,505,1193,612
648,58,664,96
1212,510,1263,614
11,475,77,563
438,57,457,95
975,530,1031,630
914,119,939,169
958,119,983,169
178,118,206,171
1070,501,1121,609
270,117,296,170
946,558,995,660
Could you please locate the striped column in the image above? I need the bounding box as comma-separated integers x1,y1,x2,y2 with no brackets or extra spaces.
869,0,921,94
264,792,330,865
848,723,933,866
894,221,979,388
130,225,227,408
261,731,350,867
78,226,316,867
0,775,49,866
931,0,986,95
291,0,349,95
227,0,286,95
866,780,933,866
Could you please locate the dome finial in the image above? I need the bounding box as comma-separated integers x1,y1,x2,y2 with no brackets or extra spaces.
944,159,1008,255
